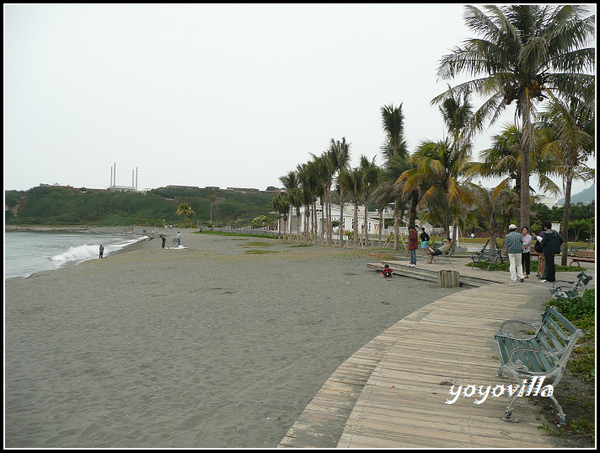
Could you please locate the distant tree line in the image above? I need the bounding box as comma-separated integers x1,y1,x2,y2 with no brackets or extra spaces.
4,185,279,228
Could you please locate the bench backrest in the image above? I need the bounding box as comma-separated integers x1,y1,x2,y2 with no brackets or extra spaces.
537,306,584,356
577,250,595,259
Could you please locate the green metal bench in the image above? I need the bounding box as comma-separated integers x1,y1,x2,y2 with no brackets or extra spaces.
495,306,584,426
568,245,587,256
471,249,502,270
550,271,592,300
431,246,453,264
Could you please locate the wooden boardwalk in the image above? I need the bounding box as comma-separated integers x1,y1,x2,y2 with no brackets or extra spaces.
279,257,595,448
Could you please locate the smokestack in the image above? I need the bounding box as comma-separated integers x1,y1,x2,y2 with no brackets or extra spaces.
136,167,138,190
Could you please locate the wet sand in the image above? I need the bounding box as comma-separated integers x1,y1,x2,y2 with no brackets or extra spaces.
4,229,464,448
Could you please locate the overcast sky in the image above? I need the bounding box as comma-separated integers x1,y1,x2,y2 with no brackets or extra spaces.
4,3,596,196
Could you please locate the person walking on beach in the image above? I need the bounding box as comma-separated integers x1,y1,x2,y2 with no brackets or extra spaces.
382,264,393,278
521,226,532,278
160,234,166,249
420,227,430,258
177,231,181,246
408,226,418,266
506,224,524,282
99,244,104,259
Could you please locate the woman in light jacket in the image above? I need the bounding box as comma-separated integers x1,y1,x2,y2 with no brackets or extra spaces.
521,227,532,278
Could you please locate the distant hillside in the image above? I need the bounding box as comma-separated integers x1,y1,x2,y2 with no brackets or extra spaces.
556,184,595,206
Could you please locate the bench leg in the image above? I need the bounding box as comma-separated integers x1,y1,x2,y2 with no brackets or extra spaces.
502,392,521,423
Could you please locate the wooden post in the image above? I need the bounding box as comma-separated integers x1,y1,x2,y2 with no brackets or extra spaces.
438,270,460,288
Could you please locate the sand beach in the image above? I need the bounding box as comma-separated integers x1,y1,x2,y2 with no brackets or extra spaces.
4,229,464,448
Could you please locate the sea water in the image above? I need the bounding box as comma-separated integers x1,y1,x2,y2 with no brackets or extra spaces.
4,230,147,279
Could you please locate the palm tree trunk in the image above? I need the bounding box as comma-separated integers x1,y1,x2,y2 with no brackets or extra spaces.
339,189,345,248
393,199,399,251
560,175,572,266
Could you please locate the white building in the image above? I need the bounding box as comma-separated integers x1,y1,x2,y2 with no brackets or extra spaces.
279,203,437,240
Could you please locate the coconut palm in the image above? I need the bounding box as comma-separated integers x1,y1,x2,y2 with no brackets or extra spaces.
279,171,302,241
337,166,364,249
270,194,290,239
538,96,595,264
175,202,195,228
380,103,409,159
372,154,412,250
329,137,351,247
471,123,561,221
359,155,381,247
467,182,519,251
435,5,595,228
400,138,472,239
310,151,336,245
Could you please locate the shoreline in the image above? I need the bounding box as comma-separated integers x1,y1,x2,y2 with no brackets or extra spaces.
5,230,465,448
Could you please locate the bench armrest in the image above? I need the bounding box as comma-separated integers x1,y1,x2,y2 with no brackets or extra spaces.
497,320,541,339
505,347,561,375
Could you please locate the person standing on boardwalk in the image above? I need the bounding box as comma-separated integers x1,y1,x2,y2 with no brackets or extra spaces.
419,227,430,258
535,221,563,283
99,244,104,259
177,231,182,246
521,226,532,278
534,230,546,278
506,224,524,282
408,226,418,266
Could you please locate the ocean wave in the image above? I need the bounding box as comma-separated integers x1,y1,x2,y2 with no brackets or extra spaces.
50,236,147,268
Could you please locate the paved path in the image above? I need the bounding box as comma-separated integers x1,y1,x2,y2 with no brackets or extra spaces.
279,257,594,448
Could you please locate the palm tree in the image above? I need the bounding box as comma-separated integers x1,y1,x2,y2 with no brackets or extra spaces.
400,138,472,240
279,171,302,241
337,166,364,249
329,137,351,247
270,194,290,239
471,123,561,221
359,155,380,247
372,154,410,250
538,97,595,264
175,202,195,228
380,103,409,159
467,182,519,251
436,5,595,228
310,151,336,245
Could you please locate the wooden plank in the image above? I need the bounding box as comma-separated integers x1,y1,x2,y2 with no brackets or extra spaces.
280,266,562,448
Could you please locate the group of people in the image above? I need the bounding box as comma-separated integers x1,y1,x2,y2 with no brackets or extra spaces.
507,221,563,283
382,226,452,277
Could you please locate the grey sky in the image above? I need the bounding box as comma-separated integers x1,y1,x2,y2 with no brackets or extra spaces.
4,3,595,195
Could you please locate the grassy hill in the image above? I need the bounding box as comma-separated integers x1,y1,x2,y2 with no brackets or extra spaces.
5,185,279,228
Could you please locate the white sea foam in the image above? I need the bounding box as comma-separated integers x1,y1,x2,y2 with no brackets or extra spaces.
50,236,147,267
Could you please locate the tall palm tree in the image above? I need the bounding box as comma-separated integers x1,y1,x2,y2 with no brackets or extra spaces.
270,194,290,239
471,123,561,221
380,103,409,159
400,138,472,239
435,5,595,228
467,182,519,251
337,166,364,249
372,154,410,250
279,171,302,241
359,155,381,247
538,96,594,264
310,151,336,245
175,202,195,228
329,137,351,247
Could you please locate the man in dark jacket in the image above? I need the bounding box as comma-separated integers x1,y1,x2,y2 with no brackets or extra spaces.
535,221,564,283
